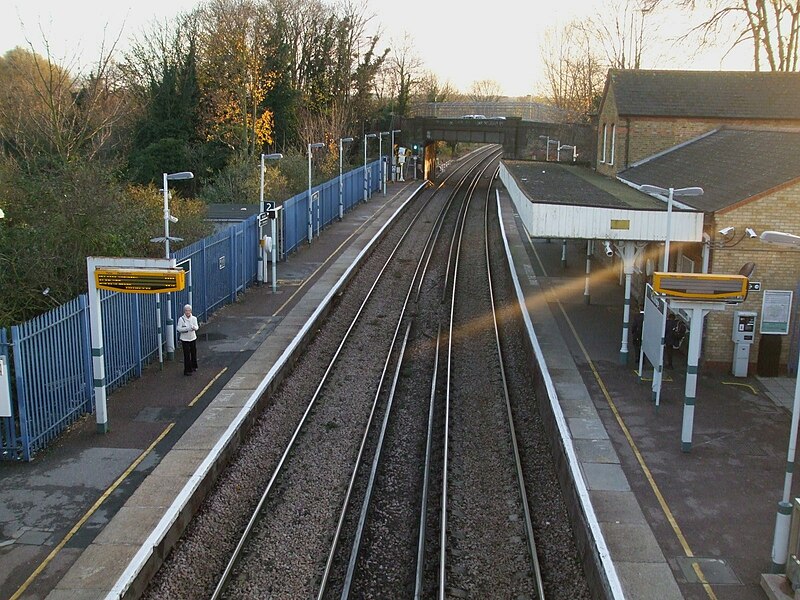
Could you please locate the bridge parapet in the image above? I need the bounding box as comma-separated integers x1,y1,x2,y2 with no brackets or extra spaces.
400,116,594,162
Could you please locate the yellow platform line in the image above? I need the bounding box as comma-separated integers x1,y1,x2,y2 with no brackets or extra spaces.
528,238,718,600
189,367,228,407
10,423,175,600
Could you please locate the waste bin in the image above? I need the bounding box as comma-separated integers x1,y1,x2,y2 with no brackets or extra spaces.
757,334,782,377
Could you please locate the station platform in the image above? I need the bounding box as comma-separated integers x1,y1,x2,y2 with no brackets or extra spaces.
0,170,797,600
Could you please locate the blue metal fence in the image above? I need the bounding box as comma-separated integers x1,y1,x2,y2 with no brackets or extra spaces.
282,162,380,255
0,161,381,460
10,296,93,461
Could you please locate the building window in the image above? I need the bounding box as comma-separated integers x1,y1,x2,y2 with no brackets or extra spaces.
609,124,616,166
601,124,607,163
679,254,695,273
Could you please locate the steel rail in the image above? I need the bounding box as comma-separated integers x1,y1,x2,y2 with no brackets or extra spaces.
414,322,441,599
318,145,502,599
210,181,435,600
438,155,499,599
485,180,545,598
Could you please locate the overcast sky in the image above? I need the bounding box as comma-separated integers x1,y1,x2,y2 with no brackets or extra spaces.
3,0,753,97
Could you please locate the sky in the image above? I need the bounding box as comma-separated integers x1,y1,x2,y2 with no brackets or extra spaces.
2,0,754,98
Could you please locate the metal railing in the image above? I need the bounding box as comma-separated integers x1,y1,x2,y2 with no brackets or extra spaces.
0,161,380,461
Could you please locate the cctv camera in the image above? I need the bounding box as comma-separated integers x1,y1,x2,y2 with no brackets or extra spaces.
718,226,735,236
168,215,179,223
745,227,757,239
603,240,614,257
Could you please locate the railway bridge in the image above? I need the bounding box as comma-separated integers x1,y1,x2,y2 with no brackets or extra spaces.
399,115,593,178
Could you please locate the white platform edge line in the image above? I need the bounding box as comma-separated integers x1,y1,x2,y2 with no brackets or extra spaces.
495,189,627,600
106,184,426,599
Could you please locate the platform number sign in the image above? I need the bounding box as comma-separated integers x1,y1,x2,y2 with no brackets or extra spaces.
261,201,279,221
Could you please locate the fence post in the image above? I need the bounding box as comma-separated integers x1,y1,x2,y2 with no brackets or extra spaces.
229,226,236,303
79,295,94,413
201,237,208,322
10,325,31,461
133,293,143,378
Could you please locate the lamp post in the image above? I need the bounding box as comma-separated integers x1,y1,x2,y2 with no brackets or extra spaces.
379,132,390,194
364,133,377,202
639,184,704,407
390,129,401,181
558,143,577,162
538,135,551,161
761,229,800,572
258,153,283,284
639,185,704,272
151,171,193,361
339,137,353,220
307,142,325,243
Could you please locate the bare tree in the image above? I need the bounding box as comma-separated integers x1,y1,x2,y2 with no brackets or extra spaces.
588,0,661,69
0,36,129,165
416,71,458,103
539,20,607,122
384,33,423,118
468,79,503,102
661,0,800,71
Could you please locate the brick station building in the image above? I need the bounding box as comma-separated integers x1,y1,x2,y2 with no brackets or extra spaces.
594,69,800,374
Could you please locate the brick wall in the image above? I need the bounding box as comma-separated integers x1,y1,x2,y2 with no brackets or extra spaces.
704,185,800,372
628,119,712,165
595,96,800,177
596,88,620,177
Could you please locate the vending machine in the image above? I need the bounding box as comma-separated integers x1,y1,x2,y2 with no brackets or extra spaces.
731,311,757,377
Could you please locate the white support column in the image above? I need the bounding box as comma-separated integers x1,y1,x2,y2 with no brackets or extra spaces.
676,302,724,451
615,241,647,364
307,147,313,243
155,293,163,366
271,218,278,294
583,240,591,304
561,240,568,268
86,258,108,433
681,308,703,451
620,272,632,364
258,153,265,283
186,267,193,315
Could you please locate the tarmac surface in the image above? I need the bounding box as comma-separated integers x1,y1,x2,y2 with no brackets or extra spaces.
1,170,799,600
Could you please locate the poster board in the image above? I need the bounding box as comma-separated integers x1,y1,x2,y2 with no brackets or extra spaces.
761,290,793,335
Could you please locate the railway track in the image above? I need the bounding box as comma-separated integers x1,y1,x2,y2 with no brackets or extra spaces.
143,146,591,600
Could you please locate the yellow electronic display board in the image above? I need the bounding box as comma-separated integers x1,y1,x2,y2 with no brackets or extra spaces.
95,268,186,294
652,272,748,301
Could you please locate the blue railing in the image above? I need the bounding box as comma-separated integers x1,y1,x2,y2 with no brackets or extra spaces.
9,296,93,461
0,160,381,461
